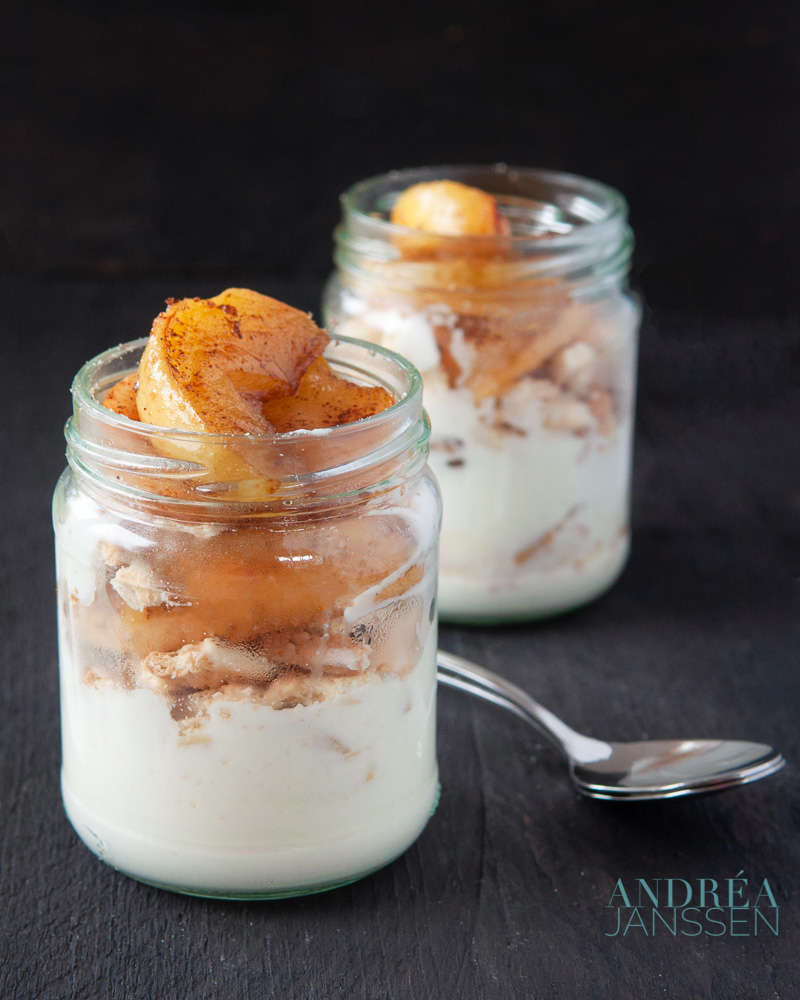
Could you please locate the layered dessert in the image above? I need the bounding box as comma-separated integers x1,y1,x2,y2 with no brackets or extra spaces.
325,171,639,621
55,289,440,897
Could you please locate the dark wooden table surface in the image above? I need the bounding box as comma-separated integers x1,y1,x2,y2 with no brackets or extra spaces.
1,3,798,998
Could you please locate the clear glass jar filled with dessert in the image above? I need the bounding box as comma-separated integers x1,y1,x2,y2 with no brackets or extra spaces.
53,289,441,899
324,165,640,623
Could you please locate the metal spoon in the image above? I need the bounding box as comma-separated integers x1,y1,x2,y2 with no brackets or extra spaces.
437,650,786,801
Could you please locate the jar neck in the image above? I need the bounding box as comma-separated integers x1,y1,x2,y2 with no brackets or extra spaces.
334,164,634,299
66,337,429,516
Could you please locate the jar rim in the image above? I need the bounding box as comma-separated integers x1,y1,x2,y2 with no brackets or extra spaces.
72,334,424,444
338,163,629,250
66,335,430,508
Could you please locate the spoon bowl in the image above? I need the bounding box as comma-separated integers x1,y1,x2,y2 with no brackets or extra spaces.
570,739,784,800
437,651,786,801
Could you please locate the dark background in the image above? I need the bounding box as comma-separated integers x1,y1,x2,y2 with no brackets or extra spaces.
1,2,798,998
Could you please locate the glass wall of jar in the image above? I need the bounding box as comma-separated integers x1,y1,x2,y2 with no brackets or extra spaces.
324,165,640,623
53,336,441,899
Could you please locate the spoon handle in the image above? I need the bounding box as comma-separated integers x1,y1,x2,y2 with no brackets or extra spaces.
436,650,610,764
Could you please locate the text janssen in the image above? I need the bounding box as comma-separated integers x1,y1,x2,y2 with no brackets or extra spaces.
604,873,779,937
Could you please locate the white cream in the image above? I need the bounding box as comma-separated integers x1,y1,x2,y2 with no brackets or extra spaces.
59,617,438,896
422,371,631,620
335,296,637,621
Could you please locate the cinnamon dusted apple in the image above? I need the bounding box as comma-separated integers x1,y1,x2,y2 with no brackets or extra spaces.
136,289,328,435
391,179,508,239
101,288,396,491
104,288,394,435
102,372,139,420
387,179,511,284
260,357,393,431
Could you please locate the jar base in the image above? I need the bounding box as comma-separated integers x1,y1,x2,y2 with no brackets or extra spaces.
105,865,393,901
62,776,440,899
437,538,630,625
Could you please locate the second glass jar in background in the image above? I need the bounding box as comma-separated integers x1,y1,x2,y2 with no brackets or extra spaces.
324,165,640,624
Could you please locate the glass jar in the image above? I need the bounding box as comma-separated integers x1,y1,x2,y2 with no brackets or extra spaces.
53,335,441,899
324,165,640,623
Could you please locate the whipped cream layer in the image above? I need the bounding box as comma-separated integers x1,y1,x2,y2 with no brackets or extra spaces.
59,626,438,896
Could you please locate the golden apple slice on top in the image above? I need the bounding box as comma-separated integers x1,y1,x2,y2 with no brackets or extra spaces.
260,357,395,493
135,288,329,490
102,372,140,420
388,179,511,294
260,356,393,432
137,288,328,435
391,179,508,238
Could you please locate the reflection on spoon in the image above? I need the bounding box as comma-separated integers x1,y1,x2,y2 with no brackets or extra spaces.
437,650,786,801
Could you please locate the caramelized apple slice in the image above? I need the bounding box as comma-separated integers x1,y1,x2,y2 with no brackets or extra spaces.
391,180,507,237
102,373,139,420
137,288,328,435
110,511,419,653
134,288,328,490
386,179,512,301
464,300,576,401
261,357,393,432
